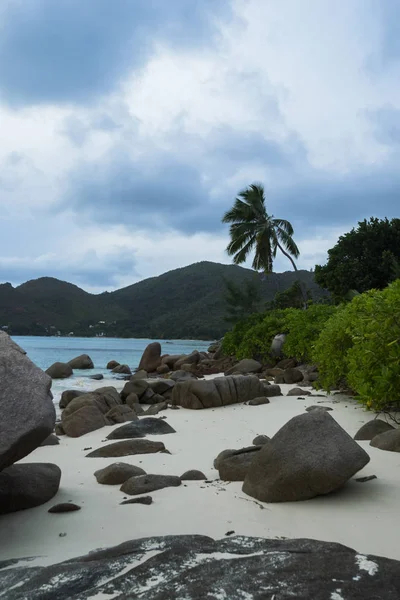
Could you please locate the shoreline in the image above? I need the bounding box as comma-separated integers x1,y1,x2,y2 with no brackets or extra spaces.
1,379,399,568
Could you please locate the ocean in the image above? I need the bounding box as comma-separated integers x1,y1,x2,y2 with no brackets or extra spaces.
12,336,213,409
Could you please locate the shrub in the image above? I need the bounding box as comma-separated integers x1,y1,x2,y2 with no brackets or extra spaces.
313,280,400,411
236,310,288,360
221,312,265,357
283,304,337,363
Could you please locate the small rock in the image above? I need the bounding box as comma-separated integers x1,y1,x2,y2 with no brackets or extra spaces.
354,420,395,441
248,397,270,406
287,388,312,397
370,429,400,452
305,405,333,413
89,374,104,380
180,470,207,481
107,418,176,439
112,364,131,375
120,496,153,505
94,462,146,485
86,439,166,458
252,435,270,446
107,360,120,369
120,474,181,495
48,503,81,513
40,434,60,446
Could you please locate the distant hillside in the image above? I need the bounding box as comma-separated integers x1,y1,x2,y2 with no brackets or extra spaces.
0,262,328,339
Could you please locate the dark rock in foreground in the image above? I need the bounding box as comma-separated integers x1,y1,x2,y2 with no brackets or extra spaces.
0,332,55,471
1,535,399,600
86,439,166,458
40,434,60,446
243,412,370,502
354,419,395,441
107,418,176,440
120,474,181,495
0,463,61,514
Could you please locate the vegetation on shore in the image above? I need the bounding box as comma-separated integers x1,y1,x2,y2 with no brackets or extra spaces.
221,201,400,413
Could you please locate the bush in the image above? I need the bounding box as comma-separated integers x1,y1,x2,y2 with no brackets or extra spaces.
313,280,400,411
221,312,265,357
283,304,337,363
236,310,288,360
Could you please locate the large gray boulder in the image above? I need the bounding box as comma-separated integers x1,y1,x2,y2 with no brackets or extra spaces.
45,361,73,379
138,342,162,373
243,411,370,502
225,359,262,375
171,375,266,409
173,351,201,370
0,332,55,471
59,389,82,409
3,535,399,599
0,463,61,514
67,354,94,369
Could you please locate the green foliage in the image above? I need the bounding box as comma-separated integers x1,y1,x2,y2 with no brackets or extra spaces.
283,304,337,363
315,217,400,302
313,280,400,411
0,262,327,339
221,312,265,357
235,310,288,360
223,277,262,324
270,280,312,309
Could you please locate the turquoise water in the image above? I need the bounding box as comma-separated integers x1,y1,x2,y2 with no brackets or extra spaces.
12,336,213,373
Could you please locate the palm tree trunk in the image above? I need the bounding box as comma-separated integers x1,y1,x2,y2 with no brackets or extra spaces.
276,241,308,308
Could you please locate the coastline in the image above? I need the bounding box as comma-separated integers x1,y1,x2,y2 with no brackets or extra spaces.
1,378,398,568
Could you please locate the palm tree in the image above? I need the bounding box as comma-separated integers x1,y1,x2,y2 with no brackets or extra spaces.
222,182,307,304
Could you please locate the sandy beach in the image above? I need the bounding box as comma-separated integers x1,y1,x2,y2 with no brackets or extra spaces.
1,377,399,569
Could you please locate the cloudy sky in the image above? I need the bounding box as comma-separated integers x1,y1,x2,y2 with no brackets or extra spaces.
0,0,399,292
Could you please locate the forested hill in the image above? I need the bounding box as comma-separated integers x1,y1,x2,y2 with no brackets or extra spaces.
0,261,326,339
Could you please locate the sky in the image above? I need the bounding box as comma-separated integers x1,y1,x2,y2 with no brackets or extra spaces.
0,0,399,293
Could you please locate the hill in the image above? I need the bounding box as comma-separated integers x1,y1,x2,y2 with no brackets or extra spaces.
0,262,327,339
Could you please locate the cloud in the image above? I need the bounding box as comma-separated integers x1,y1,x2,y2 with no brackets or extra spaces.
0,0,231,107
0,246,138,291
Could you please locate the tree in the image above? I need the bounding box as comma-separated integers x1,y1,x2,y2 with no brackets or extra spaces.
314,217,400,302
222,277,262,324
269,280,312,309
222,183,306,304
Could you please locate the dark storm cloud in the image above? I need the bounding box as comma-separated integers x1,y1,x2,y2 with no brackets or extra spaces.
58,126,307,233
0,0,231,107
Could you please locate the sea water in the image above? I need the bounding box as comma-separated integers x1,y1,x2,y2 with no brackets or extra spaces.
12,336,213,408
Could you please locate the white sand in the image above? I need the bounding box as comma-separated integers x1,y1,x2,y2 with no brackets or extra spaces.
1,379,399,567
